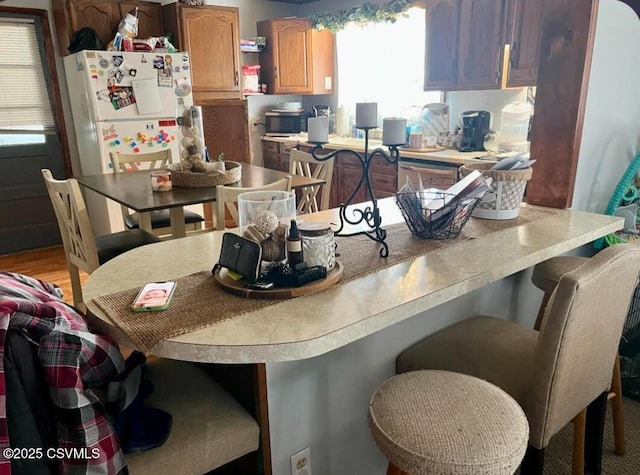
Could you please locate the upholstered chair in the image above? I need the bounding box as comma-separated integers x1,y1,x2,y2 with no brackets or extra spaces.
396,243,640,475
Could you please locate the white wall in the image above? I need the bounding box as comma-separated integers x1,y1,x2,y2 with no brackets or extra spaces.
572,0,640,213
446,88,528,132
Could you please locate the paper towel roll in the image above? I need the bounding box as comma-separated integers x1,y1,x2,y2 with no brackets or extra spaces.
336,105,349,136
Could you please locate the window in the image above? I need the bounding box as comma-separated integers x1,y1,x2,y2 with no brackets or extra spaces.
336,7,441,124
0,18,54,146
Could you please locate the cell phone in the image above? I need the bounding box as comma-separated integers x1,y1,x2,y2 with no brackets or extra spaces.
131,281,176,311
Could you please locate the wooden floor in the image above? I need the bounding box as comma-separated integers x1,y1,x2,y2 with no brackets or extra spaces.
0,246,87,305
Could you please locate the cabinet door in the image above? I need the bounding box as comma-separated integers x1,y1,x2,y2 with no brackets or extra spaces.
506,0,543,87
202,100,250,164
119,3,164,40
181,7,241,97
424,0,460,91
70,1,119,48
271,20,313,94
457,0,505,90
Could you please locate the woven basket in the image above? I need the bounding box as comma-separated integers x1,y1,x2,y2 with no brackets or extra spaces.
460,162,532,220
168,161,242,188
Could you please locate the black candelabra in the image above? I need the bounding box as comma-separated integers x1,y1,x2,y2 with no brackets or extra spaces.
309,128,401,258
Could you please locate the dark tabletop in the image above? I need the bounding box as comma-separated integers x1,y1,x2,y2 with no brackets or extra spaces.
76,164,324,212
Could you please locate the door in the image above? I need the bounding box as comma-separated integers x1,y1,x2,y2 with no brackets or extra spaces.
424,0,460,91
0,11,70,254
81,51,193,121
181,6,241,96
457,0,505,89
70,1,119,48
119,3,164,41
506,0,543,87
272,19,313,94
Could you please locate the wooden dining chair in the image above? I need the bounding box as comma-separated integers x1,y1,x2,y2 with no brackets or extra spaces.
41,169,160,310
215,176,292,230
289,149,334,214
109,151,204,236
395,242,640,475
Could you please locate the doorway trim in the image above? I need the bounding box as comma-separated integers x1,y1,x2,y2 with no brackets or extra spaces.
0,6,72,178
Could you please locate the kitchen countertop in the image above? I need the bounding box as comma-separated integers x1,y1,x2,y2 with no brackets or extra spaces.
84,198,622,363
263,134,496,166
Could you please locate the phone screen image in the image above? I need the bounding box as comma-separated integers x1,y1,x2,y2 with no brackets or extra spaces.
131,281,176,311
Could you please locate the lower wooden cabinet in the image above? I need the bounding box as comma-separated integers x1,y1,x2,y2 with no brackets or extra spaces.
261,140,398,210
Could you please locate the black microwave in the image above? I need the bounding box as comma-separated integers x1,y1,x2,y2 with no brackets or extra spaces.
265,111,308,136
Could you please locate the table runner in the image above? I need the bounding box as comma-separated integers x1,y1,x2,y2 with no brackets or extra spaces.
92,207,555,353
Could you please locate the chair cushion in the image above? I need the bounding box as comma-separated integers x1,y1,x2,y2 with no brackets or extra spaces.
125,359,259,475
531,256,588,294
396,315,538,406
95,229,161,265
125,210,204,229
368,370,529,475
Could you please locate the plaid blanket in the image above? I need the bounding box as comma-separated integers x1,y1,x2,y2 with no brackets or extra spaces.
0,272,126,475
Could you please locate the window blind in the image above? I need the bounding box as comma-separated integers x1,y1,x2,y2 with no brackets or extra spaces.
0,18,55,132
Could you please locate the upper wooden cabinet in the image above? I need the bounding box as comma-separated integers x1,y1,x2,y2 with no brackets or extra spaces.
257,18,335,95
163,4,242,101
425,0,506,91
504,0,543,87
52,0,164,55
424,0,541,91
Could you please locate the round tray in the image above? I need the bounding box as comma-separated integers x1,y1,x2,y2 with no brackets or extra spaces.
213,262,344,299
169,161,241,188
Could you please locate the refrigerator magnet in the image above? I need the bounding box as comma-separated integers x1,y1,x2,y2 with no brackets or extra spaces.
174,66,180,73
115,70,124,83
158,67,172,87
129,68,137,77
182,54,188,62
165,55,173,66
153,56,165,69
99,58,109,68
141,54,147,63
112,55,124,67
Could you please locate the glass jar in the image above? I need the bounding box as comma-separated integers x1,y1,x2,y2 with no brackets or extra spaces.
298,222,335,270
176,105,206,172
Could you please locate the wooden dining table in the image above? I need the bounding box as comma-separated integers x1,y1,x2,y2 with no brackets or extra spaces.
76,164,324,238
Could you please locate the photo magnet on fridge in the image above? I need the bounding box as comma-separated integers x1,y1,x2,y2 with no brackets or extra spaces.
112,55,124,67
158,67,172,87
153,55,165,69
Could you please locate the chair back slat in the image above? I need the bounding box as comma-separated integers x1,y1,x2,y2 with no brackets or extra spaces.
109,150,172,224
215,176,292,230
289,149,334,214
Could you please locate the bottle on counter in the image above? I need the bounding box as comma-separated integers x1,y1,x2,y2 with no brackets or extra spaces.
286,219,304,268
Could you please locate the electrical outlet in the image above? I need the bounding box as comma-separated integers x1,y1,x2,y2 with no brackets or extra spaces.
290,446,312,475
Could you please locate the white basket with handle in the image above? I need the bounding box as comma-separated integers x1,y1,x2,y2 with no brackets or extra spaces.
460,162,533,220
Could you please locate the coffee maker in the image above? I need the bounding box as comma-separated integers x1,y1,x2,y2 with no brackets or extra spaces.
458,111,491,152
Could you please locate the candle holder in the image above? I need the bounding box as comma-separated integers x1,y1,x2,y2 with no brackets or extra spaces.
309,127,401,258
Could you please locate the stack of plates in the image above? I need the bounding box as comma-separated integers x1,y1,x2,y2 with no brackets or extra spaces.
273,102,302,112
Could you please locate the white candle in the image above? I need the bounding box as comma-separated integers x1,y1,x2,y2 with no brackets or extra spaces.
355,102,378,128
307,117,329,143
382,117,407,145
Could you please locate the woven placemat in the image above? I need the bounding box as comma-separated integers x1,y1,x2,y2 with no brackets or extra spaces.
92,206,555,353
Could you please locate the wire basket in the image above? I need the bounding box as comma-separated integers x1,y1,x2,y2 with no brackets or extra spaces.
395,190,479,239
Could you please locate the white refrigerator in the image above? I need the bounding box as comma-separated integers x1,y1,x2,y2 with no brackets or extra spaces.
63,51,195,235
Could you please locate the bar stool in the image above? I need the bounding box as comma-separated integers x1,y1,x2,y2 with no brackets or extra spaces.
531,255,625,473
368,370,529,475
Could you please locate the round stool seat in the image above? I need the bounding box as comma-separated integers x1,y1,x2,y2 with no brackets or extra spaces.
368,370,529,475
531,256,589,293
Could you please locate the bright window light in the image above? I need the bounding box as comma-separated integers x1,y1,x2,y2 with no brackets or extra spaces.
336,7,442,124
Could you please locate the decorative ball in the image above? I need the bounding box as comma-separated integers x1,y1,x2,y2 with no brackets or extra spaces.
242,224,266,243
183,127,197,138
193,137,203,149
261,239,281,262
254,210,279,235
181,112,193,128
191,159,206,173
181,136,194,148
179,160,193,170
180,149,189,160
272,223,287,241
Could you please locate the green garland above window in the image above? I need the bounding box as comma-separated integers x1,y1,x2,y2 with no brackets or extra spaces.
310,0,412,32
